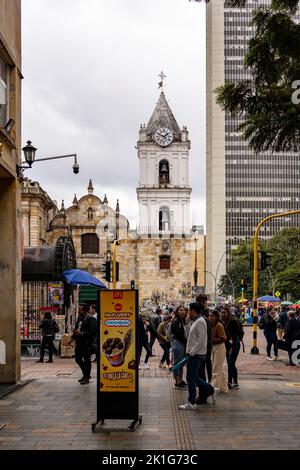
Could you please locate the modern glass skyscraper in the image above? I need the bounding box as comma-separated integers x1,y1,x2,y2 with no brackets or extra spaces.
206,0,300,295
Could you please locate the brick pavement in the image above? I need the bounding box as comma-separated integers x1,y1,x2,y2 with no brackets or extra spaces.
0,328,299,450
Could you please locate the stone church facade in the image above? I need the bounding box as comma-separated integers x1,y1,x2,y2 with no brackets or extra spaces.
46,180,129,284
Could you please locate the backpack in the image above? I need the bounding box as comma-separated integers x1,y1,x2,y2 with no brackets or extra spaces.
258,316,265,330
166,322,173,343
235,319,245,352
237,320,244,340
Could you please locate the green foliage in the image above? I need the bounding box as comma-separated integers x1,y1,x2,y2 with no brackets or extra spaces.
219,228,300,301
218,241,269,299
215,0,300,153
274,261,300,299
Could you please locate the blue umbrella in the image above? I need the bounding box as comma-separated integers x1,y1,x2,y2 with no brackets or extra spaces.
168,355,189,374
258,295,281,302
63,269,107,288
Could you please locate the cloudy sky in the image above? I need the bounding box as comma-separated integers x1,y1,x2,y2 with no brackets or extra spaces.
22,0,206,229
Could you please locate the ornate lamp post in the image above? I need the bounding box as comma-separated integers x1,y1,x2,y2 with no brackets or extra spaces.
16,140,79,181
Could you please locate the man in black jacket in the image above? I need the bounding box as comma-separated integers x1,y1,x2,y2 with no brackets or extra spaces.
73,304,97,384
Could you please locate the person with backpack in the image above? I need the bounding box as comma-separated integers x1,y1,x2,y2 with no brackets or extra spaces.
156,315,172,368
36,311,59,363
171,305,188,389
221,306,243,390
277,308,288,340
259,308,279,361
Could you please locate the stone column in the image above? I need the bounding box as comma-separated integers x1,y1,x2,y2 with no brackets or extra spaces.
0,178,21,383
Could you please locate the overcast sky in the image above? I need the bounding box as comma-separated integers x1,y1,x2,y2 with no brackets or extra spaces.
22,0,206,229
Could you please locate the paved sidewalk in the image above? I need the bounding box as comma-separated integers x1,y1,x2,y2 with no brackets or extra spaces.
0,328,299,450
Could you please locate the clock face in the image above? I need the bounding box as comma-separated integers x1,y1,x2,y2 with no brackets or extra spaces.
154,128,173,147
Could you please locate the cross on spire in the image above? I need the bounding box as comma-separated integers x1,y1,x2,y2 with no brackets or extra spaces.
158,71,167,91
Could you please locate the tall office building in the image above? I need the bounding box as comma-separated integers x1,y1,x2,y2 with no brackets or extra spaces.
206,0,300,296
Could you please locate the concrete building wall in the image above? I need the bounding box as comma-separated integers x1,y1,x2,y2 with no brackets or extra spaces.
0,0,22,383
206,0,226,296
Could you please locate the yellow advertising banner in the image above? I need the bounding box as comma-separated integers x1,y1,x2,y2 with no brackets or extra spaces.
100,290,136,393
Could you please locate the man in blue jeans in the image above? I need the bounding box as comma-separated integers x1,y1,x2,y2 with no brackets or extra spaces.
179,303,216,410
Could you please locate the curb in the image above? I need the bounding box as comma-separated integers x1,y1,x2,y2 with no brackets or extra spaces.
0,379,34,400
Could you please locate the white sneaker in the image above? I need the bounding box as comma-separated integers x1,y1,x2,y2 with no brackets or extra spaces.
267,357,274,361
179,402,198,410
143,363,150,369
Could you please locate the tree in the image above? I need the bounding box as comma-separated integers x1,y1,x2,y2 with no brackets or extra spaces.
218,241,269,299
267,227,300,273
219,228,300,300
215,0,300,153
266,228,300,298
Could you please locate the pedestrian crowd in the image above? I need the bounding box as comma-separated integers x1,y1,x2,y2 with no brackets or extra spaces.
36,296,300,398
137,295,244,410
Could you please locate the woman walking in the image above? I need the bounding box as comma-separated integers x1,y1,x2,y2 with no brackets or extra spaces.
221,306,242,390
156,315,172,368
171,306,188,389
259,309,279,361
209,310,228,393
36,312,59,363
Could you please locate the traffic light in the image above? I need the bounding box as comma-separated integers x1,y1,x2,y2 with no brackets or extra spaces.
100,261,111,282
130,280,135,289
240,278,247,292
250,251,271,270
260,251,271,270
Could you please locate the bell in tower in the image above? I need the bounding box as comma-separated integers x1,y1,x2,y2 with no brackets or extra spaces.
159,160,169,185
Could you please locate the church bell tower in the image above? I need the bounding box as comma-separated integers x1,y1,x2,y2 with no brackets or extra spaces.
137,74,192,236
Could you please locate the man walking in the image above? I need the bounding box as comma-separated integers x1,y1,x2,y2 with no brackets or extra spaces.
73,304,97,384
179,303,215,410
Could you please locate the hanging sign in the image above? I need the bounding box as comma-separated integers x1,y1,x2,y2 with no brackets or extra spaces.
48,282,64,305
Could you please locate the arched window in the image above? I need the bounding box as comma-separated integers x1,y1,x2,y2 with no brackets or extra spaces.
159,160,169,185
159,206,170,231
81,233,99,254
87,207,93,221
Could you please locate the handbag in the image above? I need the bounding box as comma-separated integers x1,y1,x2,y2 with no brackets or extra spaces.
277,339,290,352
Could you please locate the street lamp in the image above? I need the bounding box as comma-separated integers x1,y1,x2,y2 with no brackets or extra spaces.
16,140,79,180
205,250,227,303
224,273,235,300
205,270,217,304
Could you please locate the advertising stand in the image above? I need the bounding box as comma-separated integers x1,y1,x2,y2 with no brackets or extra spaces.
92,289,142,432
